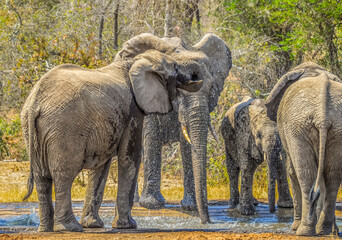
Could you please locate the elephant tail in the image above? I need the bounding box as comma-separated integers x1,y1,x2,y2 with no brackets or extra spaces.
23,105,40,201
309,126,327,217
309,75,329,217
23,165,34,201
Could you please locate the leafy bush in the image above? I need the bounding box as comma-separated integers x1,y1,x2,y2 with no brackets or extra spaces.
0,111,27,161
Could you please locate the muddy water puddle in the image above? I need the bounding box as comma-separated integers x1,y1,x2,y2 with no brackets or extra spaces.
1,201,342,234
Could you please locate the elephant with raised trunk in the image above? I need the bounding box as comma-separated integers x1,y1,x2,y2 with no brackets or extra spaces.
21,49,202,232
265,62,342,236
221,97,293,215
116,33,232,224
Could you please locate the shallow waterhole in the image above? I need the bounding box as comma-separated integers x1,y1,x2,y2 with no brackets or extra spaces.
0,202,342,234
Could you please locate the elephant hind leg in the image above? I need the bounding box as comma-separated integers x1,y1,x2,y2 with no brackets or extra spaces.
81,159,112,228
316,173,341,234
287,137,317,236
53,173,83,232
35,175,54,232
288,159,302,231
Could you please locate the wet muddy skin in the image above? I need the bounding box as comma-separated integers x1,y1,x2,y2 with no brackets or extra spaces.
1,201,342,236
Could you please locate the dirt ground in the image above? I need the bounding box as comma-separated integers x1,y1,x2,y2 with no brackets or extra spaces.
0,231,341,240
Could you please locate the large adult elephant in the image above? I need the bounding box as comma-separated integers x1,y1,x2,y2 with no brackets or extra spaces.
265,62,342,236
221,97,293,215
114,33,232,224
21,49,202,232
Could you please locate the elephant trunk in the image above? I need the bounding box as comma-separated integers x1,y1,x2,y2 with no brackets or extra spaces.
185,101,210,224
265,150,277,213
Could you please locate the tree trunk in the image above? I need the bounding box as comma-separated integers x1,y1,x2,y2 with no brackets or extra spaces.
164,0,172,37
98,0,113,59
113,0,120,50
183,0,195,35
194,1,201,35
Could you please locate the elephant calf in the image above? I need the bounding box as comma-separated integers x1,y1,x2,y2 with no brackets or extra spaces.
266,62,342,235
221,97,293,215
21,49,202,232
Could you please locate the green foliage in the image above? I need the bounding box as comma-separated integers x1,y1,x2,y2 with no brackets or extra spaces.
0,112,27,161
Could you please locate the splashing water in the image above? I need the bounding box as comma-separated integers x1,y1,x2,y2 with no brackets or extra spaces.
0,202,341,234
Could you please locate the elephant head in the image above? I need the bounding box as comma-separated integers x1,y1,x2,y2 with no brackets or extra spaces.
249,100,284,213
172,34,232,224
129,50,203,114
115,33,232,224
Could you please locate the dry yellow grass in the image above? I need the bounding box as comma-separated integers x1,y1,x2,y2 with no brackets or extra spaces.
1,161,342,203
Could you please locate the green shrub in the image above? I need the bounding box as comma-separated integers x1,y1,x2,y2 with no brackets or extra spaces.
0,111,27,161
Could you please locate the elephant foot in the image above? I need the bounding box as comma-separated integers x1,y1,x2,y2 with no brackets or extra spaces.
227,198,239,209
237,203,256,215
296,223,316,236
277,198,293,208
139,191,165,209
291,219,301,231
80,215,104,228
112,216,137,229
317,228,338,236
181,195,197,211
252,196,259,206
316,213,339,235
54,218,83,232
37,223,54,232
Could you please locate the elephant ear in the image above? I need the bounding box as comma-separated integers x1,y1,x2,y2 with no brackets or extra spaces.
265,69,305,122
129,55,172,114
193,34,232,112
115,33,177,62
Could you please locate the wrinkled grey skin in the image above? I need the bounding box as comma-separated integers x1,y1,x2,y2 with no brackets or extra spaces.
126,33,232,224
21,49,202,232
221,97,293,215
81,33,231,224
265,62,342,236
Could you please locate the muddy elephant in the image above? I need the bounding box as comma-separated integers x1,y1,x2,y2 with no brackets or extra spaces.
221,97,293,215
21,49,202,232
265,62,342,236
117,33,231,224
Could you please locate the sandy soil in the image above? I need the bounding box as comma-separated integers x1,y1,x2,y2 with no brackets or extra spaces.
0,231,340,240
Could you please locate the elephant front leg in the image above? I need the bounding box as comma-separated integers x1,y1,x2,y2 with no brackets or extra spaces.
112,115,142,229
237,161,257,215
276,155,293,208
81,159,112,228
139,115,165,209
180,135,196,210
225,147,240,208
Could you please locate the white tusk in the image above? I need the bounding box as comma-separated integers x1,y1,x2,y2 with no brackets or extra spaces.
209,122,219,144
181,124,191,144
